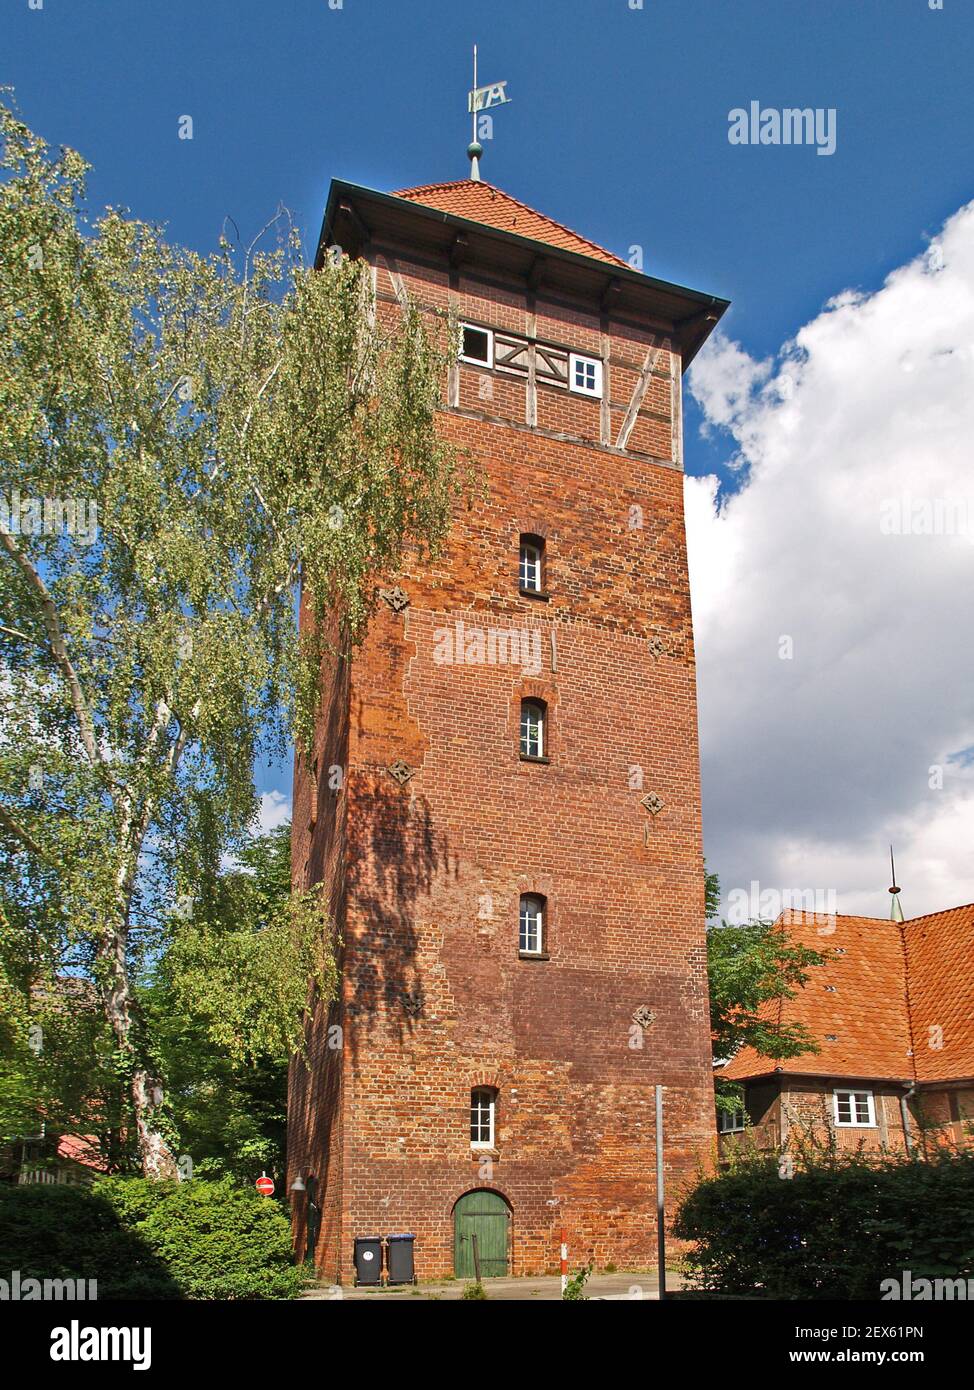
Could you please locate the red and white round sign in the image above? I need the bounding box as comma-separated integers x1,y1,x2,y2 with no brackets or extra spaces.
255,1175,275,1196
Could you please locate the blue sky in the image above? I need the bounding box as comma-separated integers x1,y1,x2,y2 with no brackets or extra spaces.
6,0,971,478
5,0,974,906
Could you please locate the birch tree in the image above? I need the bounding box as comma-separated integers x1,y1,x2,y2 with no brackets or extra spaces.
0,101,459,1176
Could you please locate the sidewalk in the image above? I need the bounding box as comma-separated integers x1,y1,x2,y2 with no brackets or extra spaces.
302,1270,683,1301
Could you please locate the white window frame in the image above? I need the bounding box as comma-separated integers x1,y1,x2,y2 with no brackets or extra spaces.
568,352,603,399
470,1087,495,1148
519,537,543,592
459,321,494,369
833,1088,876,1128
718,1109,747,1134
520,701,545,759
519,894,545,955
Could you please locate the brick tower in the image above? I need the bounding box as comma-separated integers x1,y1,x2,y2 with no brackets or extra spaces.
287,173,728,1283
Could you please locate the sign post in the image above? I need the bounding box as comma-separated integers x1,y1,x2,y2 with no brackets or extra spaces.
656,1085,666,1300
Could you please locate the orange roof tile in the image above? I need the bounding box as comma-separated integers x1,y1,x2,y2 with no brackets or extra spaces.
722,911,915,1083
722,903,974,1084
904,902,974,1081
392,180,629,268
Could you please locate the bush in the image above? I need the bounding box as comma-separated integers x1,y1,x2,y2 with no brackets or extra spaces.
562,1260,593,1300
673,1147,974,1299
0,1177,302,1300
0,1183,179,1299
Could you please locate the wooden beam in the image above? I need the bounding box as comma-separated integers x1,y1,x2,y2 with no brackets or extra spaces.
615,339,671,450
377,253,409,309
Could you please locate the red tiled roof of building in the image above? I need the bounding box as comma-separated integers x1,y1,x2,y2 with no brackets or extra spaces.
903,902,974,1081
722,912,913,1082
721,903,974,1084
56,1134,106,1171
392,180,629,268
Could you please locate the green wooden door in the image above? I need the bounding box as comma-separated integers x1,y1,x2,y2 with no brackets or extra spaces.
454,1190,509,1279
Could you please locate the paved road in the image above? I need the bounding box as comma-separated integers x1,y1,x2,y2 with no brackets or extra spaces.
302,1271,682,1301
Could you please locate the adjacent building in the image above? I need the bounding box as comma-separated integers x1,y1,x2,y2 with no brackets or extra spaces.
719,904,974,1157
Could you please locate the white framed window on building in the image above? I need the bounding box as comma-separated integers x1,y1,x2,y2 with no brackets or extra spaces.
833,1089,876,1127
519,534,544,593
520,700,546,759
568,352,603,398
519,894,545,955
718,1109,747,1134
459,322,493,368
470,1087,496,1148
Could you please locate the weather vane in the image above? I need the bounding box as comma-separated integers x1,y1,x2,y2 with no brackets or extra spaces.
467,44,511,181
889,844,904,922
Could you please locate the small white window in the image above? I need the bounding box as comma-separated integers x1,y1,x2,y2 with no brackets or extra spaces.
519,894,545,955
718,1109,747,1134
519,536,544,593
460,322,493,368
520,701,545,759
569,353,603,398
470,1087,495,1148
834,1089,875,1127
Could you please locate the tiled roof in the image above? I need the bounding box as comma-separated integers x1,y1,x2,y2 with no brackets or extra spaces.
392,180,629,268
56,1134,106,1171
721,903,974,1084
903,902,974,1081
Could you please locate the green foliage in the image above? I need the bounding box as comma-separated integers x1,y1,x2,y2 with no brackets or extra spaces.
0,1183,179,1298
705,871,828,1111
0,96,461,1172
0,1176,301,1299
562,1260,594,1300
461,1281,488,1299
674,1147,974,1299
146,822,296,1182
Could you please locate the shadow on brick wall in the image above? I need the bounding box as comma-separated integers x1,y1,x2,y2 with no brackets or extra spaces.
344,774,448,1054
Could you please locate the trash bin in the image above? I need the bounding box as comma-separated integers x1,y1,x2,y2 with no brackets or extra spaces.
353,1236,383,1286
386,1233,416,1285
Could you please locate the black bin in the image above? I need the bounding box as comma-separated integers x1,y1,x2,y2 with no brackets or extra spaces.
353,1236,383,1286
386,1233,416,1285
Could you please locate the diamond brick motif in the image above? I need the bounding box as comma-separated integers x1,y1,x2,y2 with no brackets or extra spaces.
380,586,410,613
632,1005,656,1030
640,792,664,815
387,759,415,786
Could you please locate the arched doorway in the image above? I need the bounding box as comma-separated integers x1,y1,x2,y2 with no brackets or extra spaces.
453,1190,510,1279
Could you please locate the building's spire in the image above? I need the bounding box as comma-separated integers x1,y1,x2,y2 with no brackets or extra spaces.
889,844,905,922
468,45,482,181
466,45,511,182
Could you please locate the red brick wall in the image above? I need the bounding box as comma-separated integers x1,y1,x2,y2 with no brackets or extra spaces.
287,227,714,1282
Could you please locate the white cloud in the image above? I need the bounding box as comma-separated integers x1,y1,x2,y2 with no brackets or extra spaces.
255,788,291,835
686,200,974,921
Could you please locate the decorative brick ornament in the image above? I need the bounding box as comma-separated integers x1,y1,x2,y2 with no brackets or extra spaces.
632,1005,656,1030
648,635,666,658
387,759,415,785
640,791,664,815
380,586,410,612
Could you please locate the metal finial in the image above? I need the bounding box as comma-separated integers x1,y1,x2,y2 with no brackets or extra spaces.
470,45,481,180
888,845,904,922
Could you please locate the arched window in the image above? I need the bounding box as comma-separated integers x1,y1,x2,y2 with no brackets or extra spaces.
470,1087,496,1148
519,894,546,956
519,534,544,594
520,700,546,759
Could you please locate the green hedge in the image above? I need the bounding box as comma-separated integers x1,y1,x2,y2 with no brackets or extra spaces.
673,1149,974,1299
0,1177,302,1300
